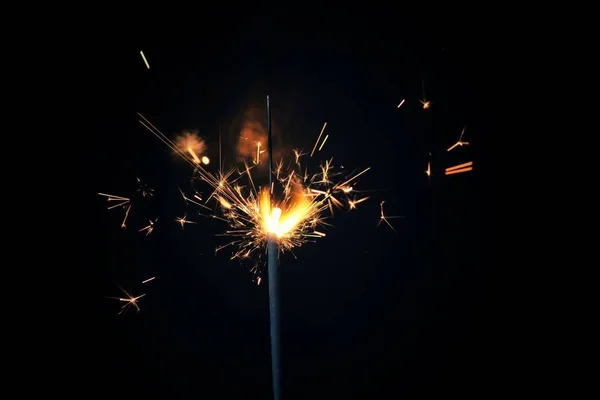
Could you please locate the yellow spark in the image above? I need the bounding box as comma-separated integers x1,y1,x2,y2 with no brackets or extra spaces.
445,161,473,176
98,192,132,227
420,100,431,109
426,161,431,177
397,99,405,108
348,196,370,210
139,218,158,236
310,122,327,157
318,135,329,152
136,177,154,197
107,288,146,314
447,127,470,151
377,201,404,235
202,156,210,165
140,50,150,69
142,277,156,284
175,214,196,229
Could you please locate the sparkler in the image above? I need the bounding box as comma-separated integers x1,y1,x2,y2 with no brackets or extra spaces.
266,95,282,400
136,112,370,276
137,99,371,399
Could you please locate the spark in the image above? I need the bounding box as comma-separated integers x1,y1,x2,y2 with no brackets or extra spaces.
397,99,405,108
426,151,431,178
420,74,431,109
140,50,150,69
107,287,146,314
98,192,131,228
176,186,212,211
136,177,154,197
175,214,196,229
138,114,371,276
139,218,158,235
142,277,156,284
348,196,370,210
310,122,327,157
318,135,329,152
377,201,404,235
445,161,473,176
202,156,210,165
447,127,470,151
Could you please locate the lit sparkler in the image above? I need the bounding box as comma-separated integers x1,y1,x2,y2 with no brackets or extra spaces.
137,113,371,276
139,217,158,235
140,50,150,69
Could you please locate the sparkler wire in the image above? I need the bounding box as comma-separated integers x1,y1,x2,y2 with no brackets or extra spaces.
266,95,282,400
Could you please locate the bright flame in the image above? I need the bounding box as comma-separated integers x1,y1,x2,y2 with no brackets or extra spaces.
260,188,314,238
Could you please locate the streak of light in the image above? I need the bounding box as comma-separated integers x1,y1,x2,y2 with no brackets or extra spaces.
445,167,473,175
139,218,158,235
177,186,212,210
397,99,405,108
447,127,470,151
310,122,327,157
318,135,329,152
175,214,196,229
142,277,156,284
140,51,150,69
446,161,473,172
107,288,146,314
98,192,131,227
377,201,404,235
